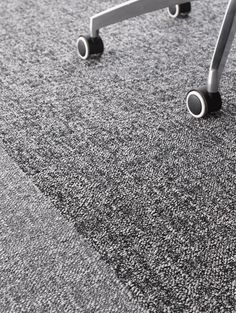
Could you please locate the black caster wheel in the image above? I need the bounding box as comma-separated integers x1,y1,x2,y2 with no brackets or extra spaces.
77,35,104,60
168,2,191,18
186,87,222,118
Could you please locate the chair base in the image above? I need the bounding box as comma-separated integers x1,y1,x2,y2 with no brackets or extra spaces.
168,3,191,18
77,0,236,118
186,88,222,118
77,36,104,60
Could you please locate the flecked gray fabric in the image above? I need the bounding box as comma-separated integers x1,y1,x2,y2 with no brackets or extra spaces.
0,0,236,312
0,142,146,313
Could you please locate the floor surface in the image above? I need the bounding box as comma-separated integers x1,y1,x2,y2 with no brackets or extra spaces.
0,0,235,312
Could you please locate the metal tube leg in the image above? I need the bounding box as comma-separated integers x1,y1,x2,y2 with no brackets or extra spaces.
207,0,236,93
90,0,194,37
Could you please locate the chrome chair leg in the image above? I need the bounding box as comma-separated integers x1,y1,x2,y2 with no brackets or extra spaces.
77,0,192,60
208,0,236,93
187,0,236,118
77,0,235,118
89,0,192,38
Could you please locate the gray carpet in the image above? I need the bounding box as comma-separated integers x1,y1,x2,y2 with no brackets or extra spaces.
0,0,236,312
0,142,146,313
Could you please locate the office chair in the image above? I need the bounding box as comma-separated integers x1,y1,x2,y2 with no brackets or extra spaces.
77,0,236,118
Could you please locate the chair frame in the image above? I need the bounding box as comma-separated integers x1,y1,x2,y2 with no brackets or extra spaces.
89,0,236,93
78,0,236,118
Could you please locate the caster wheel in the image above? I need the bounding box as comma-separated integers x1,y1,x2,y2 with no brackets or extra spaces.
186,87,222,118
168,2,191,18
77,35,104,60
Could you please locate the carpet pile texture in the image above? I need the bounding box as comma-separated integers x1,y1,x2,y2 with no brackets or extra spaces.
0,0,235,312
0,143,146,313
